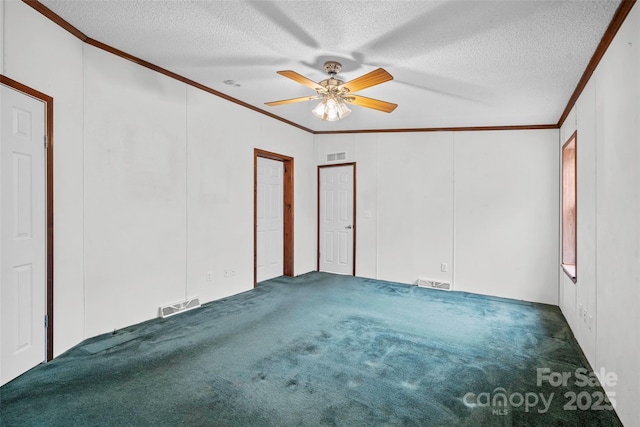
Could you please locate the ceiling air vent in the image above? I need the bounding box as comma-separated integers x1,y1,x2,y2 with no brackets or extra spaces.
327,152,346,162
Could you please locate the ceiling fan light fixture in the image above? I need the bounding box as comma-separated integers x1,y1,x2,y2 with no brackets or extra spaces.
266,61,395,120
312,96,351,121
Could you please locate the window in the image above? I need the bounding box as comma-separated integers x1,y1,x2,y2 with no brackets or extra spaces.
561,132,577,283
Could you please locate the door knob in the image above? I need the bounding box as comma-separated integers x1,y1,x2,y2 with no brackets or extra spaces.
345,225,353,229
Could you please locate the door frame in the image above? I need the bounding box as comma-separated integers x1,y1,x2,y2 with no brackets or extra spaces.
0,75,54,361
254,149,294,287
317,163,356,276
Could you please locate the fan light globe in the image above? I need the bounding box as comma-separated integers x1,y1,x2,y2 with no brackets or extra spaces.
312,97,351,121
336,100,352,119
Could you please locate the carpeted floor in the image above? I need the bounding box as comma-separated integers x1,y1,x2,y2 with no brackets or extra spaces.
0,272,622,426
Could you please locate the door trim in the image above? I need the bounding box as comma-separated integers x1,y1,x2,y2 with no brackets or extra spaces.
254,149,294,287
0,74,54,362
317,163,356,276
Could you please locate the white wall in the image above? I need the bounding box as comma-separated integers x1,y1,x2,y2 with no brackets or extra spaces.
3,1,315,352
377,133,455,286
1,0,5,73
559,5,640,425
315,129,559,305
454,130,559,303
4,0,86,353
185,86,317,305
82,46,189,336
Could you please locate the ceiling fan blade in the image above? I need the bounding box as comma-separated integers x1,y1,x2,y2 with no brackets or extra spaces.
346,95,397,113
277,70,321,90
340,68,393,93
265,95,320,107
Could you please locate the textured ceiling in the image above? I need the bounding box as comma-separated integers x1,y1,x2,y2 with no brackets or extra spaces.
40,0,622,132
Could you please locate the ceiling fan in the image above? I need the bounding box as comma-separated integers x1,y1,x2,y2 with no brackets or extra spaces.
265,61,398,121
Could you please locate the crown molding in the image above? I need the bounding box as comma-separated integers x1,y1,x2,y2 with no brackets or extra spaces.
22,0,314,134
557,0,637,127
314,124,559,135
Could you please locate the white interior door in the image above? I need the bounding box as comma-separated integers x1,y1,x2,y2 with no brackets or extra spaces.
256,157,283,282
1,85,46,386
319,165,354,275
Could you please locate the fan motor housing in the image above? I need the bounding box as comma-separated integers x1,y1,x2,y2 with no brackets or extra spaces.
319,78,344,88
323,61,342,75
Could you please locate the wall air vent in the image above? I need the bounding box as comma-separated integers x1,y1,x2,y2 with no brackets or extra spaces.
416,278,452,291
327,152,346,162
159,297,201,318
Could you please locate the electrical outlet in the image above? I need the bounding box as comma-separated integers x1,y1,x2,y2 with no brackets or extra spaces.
224,270,229,278
230,268,236,277
583,308,588,322
441,263,448,272
206,271,213,281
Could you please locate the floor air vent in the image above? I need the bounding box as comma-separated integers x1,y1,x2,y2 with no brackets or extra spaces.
160,297,201,318
417,278,452,291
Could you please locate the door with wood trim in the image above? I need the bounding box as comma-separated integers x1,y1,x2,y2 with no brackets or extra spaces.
254,149,294,287
1,85,46,386
256,157,284,282
318,164,355,275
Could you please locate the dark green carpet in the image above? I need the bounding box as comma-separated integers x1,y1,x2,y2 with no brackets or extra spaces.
0,272,622,426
